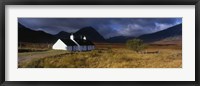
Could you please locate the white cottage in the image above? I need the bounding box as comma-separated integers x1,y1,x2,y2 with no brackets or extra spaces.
52,34,95,51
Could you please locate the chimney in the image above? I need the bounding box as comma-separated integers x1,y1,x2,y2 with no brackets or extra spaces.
83,36,86,40
70,33,74,40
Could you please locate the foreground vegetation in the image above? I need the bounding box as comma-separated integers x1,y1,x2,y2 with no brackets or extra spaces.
18,43,182,68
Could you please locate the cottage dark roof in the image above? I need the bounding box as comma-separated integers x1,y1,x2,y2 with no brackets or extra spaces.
74,38,94,45
60,38,77,46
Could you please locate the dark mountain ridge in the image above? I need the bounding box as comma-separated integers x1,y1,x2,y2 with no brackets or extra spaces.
19,23,106,43
55,31,70,39
138,24,182,43
18,23,57,43
107,36,135,43
18,22,182,44
74,26,106,42
107,24,182,43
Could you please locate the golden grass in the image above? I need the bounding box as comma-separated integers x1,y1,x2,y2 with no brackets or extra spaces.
18,47,182,68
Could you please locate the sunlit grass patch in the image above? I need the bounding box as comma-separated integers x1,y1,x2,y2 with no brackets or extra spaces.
18,47,182,68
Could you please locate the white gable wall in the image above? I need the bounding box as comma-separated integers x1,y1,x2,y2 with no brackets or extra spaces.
52,39,68,50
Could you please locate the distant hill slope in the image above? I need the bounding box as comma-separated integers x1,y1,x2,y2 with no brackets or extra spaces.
18,23,57,43
107,24,182,43
138,24,182,43
19,24,106,43
74,26,106,42
55,31,70,39
152,35,182,44
55,26,106,42
18,22,182,44
107,36,135,43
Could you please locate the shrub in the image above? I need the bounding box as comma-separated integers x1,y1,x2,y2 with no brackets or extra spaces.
126,39,147,52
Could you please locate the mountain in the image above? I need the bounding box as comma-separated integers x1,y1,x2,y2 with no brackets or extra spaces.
107,24,182,43
138,24,182,43
18,24,106,43
18,23,182,44
107,36,135,43
74,26,106,42
152,35,182,44
55,31,70,39
18,23,57,43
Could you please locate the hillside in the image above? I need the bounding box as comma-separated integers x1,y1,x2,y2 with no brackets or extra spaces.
55,31,70,39
18,23,57,43
74,26,106,42
107,24,182,43
138,24,182,43
18,22,182,44
107,36,135,43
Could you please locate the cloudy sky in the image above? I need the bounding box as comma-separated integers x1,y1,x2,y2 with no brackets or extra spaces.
18,18,182,39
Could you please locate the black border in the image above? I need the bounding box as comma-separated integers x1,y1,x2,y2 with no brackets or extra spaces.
0,0,199,86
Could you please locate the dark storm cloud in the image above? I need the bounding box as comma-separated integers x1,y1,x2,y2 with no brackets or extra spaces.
18,18,182,39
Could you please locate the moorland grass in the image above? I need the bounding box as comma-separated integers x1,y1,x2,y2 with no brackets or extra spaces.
18,48,182,68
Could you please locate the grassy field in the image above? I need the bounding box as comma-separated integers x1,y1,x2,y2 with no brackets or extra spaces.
18,43,182,68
